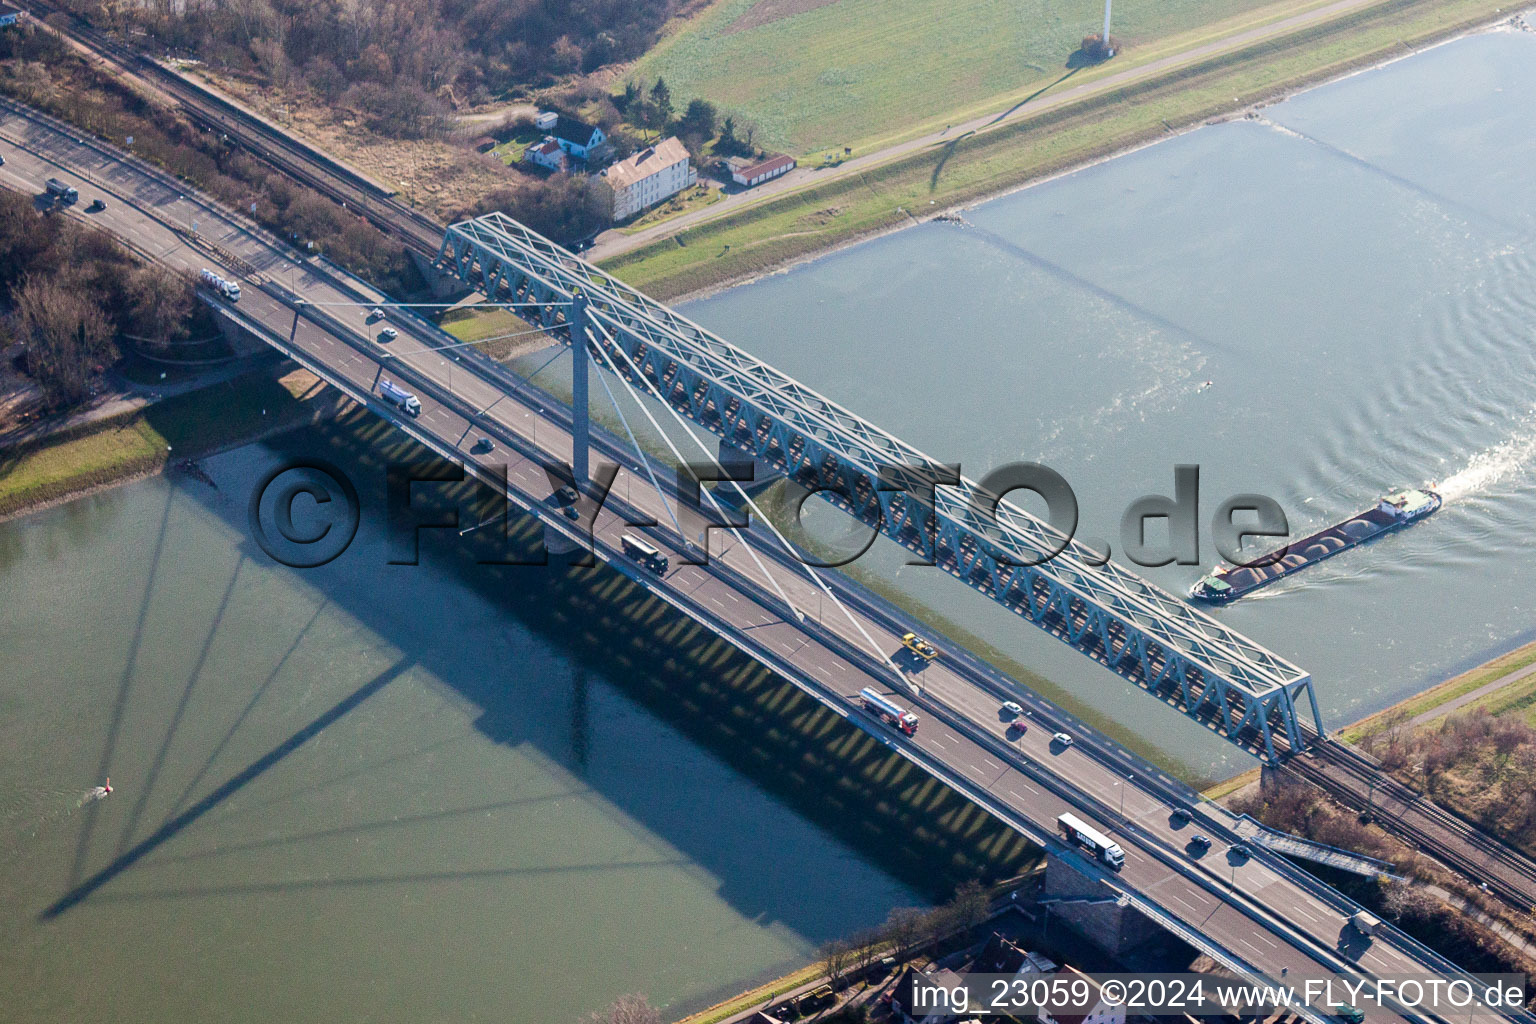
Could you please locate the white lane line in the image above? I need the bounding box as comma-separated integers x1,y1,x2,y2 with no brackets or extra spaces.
1162,890,1201,914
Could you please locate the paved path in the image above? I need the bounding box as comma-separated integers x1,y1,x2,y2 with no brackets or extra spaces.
1410,658,1536,727
588,0,1392,262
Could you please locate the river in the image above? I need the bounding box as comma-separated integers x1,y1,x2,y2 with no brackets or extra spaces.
5,21,1535,1023
0,435,916,1024
681,27,1536,780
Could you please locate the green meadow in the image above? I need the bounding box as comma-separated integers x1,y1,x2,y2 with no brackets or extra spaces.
629,0,1277,153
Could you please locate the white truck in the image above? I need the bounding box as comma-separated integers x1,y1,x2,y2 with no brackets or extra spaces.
1348,910,1380,938
198,268,241,302
1057,812,1126,870
378,378,421,417
45,178,78,204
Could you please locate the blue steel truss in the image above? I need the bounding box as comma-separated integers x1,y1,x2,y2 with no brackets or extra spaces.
437,212,1323,762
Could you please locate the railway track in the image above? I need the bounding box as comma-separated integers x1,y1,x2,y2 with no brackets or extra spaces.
20,0,447,258
1289,735,1536,911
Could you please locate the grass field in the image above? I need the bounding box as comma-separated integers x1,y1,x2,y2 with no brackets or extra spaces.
440,307,556,360
632,0,1279,154
1340,639,1536,742
606,0,1511,300
0,369,328,518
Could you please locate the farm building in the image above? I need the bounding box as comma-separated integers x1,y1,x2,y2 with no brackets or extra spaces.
522,138,568,172
0,4,25,27
728,153,796,188
598,137,696,221
546,115,608,162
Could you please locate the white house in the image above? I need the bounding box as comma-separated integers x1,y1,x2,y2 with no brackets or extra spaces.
547,115,607,162
728,153,796,188
599,137,696,221
522,137,568,172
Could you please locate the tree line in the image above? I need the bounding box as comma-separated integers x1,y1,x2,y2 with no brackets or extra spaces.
63,0,702,137
0,191,211,407
0,25,420,294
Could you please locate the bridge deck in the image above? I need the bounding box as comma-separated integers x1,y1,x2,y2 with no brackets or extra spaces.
439,212,1322,762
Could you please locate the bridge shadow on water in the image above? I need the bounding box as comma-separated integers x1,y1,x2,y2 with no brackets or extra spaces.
43,407,1038,943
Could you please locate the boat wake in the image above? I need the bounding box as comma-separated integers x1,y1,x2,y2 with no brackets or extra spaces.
1438,419,1536,502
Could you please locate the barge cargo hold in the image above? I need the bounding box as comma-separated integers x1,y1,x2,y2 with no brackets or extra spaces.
1189,488,1442,604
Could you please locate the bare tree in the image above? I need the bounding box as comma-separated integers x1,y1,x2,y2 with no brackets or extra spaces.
820,937,854,989
948,880,989,938
850,926,885,974
921,904,955,954
582,993,661,1024
14,274,115,405
881,906,924,962
125,264,195,345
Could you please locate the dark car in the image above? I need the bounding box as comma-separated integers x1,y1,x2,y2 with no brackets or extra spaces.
86,198,106,212
472,437,495,454
552,485,581,519
1188,834,1211,854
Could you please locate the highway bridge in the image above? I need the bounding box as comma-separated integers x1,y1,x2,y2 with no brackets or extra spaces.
2,96,1522,1024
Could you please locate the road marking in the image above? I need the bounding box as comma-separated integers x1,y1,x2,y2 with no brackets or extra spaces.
1163,890,1201,914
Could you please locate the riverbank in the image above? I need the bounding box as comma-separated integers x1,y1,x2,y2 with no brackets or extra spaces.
600,0,1519,302
0,363,340,521
1339,637,1536,743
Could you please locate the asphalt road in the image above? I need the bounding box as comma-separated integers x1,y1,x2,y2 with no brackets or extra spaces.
0,101,1506,1024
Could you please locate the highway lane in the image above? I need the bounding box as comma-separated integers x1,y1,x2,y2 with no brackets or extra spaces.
0,103,1505,1023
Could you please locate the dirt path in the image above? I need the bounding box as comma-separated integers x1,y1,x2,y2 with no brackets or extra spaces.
587,0,1397,262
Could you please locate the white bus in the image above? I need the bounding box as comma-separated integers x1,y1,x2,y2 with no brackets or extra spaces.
1057,812,1125,870
858,687,918,736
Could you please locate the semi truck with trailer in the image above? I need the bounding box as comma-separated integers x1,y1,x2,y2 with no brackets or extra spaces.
378,379,421,417
45,178,78,204
621,534,668,574
198,268,241,302
1057,812,1125,869
857,687,919,736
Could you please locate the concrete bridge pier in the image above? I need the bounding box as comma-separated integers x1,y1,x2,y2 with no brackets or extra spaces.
1040,853,1163,956
408,249,471,300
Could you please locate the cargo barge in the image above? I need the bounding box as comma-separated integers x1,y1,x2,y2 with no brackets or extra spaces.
1189,488,1442,604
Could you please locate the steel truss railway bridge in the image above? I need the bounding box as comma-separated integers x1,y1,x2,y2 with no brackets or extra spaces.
438,212,1322,763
